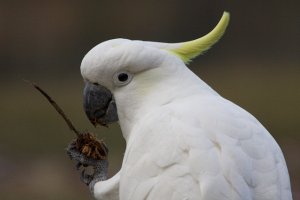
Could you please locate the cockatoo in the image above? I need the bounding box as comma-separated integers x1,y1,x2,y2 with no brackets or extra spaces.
67,12,292,200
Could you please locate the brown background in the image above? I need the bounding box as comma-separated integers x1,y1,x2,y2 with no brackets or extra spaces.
0,0,299,199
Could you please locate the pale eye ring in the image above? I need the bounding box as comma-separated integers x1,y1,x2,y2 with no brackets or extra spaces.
113,71,133,86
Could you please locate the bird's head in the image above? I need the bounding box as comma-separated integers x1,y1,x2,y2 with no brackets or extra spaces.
81,12,230,127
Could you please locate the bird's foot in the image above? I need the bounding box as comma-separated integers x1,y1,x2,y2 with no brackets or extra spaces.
67,141,108,192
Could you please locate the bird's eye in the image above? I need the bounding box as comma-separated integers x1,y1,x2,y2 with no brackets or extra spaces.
118,73,128,82
113,71,133,86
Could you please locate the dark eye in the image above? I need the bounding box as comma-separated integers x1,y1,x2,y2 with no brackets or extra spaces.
113,71,133,86
118,73,129,82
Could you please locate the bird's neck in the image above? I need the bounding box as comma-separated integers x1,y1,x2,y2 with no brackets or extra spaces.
114,66,218,142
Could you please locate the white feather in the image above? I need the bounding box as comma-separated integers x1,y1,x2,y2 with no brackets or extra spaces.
80,38,292,200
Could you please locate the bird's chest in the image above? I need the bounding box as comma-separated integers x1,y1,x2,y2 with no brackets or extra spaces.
118,129,193,199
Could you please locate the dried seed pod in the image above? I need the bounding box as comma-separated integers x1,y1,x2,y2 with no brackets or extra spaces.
28,80,108,160
74,132,108,160
71,133,108,160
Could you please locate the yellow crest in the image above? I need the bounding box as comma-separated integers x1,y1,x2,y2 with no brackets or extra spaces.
171,12,230,64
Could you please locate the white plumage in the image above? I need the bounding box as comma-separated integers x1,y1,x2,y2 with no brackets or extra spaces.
81,12,292,200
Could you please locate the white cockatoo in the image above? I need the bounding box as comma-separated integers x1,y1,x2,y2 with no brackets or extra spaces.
67,12,292,200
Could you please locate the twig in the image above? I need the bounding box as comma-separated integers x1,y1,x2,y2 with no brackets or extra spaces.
25,80,80,136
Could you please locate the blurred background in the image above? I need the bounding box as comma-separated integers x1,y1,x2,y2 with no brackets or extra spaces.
0,0,299,199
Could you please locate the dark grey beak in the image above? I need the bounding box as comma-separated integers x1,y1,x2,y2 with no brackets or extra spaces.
83,82,118,126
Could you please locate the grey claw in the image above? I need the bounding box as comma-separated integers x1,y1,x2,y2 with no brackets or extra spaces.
66,142,109,192
76,162,82,170
81,169,93,185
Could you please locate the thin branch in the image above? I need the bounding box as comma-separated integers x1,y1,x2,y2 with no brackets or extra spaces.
25,80,80,136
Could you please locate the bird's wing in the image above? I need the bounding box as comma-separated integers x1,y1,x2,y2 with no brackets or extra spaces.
185,95,292,200
120,95,292,200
